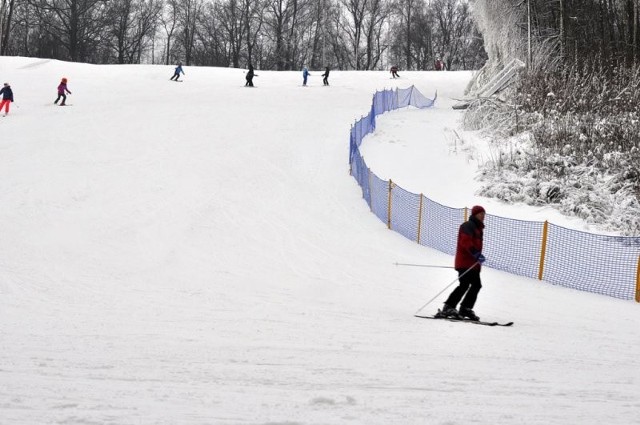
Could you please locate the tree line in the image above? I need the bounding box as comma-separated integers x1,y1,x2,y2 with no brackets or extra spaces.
534,0,640,68
0,0,486,70
472,0,640,71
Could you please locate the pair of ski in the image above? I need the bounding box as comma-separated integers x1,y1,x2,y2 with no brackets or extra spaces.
415,313,513,327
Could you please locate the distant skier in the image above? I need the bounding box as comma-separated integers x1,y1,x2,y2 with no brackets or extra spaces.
54,78,71,106
0,83,14,116
321,66,330,86
434,58,445,71
437,205,486,321
245,64,255,87
170,63,184,81
302,65,310,86
390,65,400,78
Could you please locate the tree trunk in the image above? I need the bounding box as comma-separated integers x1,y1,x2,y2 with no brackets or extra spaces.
406,1,411,69
635,0,638,65
1,0,15,55
166,36,171,65
559,0,564,60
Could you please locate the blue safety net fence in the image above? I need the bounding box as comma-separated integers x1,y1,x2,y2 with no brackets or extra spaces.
349,86,640,301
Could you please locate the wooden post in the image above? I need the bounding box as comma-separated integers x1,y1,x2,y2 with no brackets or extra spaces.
463,207,468,222
387,180,393,229
416,194,424,244
538,221,549,281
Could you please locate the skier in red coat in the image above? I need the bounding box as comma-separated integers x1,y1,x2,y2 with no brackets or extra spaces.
0,83,14,116
439,205,486,321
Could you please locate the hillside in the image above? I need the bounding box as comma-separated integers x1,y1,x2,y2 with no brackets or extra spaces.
1,57,638,425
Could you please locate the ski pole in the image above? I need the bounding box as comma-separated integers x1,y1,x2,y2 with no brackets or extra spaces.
394,262,455,269
413,261,479,315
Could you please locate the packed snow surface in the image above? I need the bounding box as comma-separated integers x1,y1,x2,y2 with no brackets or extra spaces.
1,57,638,425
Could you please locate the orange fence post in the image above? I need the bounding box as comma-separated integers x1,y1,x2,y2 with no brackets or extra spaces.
387,180,393,229
538,221,549,281
636,256,640,303
416,194,424,244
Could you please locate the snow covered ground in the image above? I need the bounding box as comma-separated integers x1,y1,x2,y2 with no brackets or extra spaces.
1,57,639,425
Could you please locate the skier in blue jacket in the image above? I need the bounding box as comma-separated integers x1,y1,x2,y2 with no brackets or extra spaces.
170,63,184,81
302,66,311,86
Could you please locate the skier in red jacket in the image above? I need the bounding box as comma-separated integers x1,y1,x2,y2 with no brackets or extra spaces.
0,83,14,116
438,205,486,321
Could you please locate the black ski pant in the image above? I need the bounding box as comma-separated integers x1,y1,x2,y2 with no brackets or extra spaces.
54,93,66,105
444,268,482,310
170,73,180,81
323,77,329,85
245,77,254,87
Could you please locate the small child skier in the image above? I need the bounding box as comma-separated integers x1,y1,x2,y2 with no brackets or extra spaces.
0,83,14,116
302,66,311,86
55,78,71,106
170,63,185,81
321,66,330,86
245,64,255,87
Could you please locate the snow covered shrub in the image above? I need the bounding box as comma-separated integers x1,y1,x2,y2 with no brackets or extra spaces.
466,63,640,235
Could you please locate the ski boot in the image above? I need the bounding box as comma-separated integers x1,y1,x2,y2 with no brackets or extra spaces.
459,307,480,321
435,303,461,319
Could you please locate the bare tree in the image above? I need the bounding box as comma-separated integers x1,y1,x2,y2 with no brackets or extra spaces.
28,0,107,61
410,3,434,69
340,0,388,70
319,0,349,69
341,0,367,69
217,0,247,67
160,0,178,64
174,0,203,65
265,0,296,69
104,0,162,64
362,0,387,69
634,0,638,65
242,0,266,67
309,0,330,68
0,0,17,55
391,0,419,69
431,0,470,70
194,0,227,66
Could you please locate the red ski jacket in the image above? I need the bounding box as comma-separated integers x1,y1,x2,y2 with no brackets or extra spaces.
454,216,484,271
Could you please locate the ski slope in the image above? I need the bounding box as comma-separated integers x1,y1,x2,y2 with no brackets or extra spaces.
0,57,639,425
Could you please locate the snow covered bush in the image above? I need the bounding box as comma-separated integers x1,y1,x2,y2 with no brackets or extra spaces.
466,63,640,235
